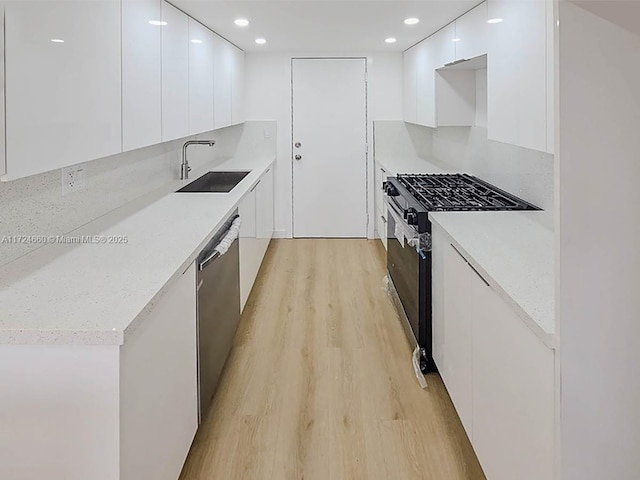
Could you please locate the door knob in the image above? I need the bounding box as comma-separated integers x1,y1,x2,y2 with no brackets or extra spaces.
295,154,302,160
294,142,302,148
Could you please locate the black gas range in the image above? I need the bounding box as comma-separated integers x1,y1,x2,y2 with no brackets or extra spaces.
383,173,539,373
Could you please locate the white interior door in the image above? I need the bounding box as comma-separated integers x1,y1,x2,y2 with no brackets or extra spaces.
292,58,367,238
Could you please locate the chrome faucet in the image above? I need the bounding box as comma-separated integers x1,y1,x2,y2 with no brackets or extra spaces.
181,140,216,180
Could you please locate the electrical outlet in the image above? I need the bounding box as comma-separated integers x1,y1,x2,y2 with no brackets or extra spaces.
62,164,87,195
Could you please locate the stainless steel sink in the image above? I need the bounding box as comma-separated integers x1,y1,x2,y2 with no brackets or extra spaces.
176,171,251,193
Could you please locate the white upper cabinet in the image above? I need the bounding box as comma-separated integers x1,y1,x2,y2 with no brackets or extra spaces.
213,35,233,129
402,46,418,124
231,45,245,125
415,39,436,127
454,2,488,61
432,23,457,68
122,0,162,152
188,19,215,135
161,2,190,142
414,23,455,128
4,0,122,180
487,0,550,153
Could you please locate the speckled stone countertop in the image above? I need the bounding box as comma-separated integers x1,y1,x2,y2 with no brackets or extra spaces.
429,211,556,348
375,155,455,175
0,155,275,345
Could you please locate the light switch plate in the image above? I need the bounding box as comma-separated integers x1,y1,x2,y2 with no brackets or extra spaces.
62,163,87,195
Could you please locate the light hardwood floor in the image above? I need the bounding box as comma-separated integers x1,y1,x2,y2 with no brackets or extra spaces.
180,239,486,480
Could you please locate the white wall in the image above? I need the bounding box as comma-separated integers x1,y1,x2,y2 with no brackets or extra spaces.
558,2,640,479
245,52,403,238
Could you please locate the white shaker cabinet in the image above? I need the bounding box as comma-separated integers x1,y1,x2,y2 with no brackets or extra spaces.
231,45,245,125
162,1,190,142
454,2,488,61
487,0,550,153
3,0,122,180
188,19,215,135
122,0,162,152
472,269,555,480
403,45,418,124
213,35,233,130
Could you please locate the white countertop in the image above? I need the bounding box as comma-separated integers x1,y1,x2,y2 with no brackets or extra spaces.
375,155,454,175
429,211,556,348
0,155,275,346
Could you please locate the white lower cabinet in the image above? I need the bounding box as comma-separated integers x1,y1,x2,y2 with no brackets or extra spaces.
435,232,555,480
120,262,198,480
472,273,555,480
239,167,275,311
374,162,388,249
442,245,474,438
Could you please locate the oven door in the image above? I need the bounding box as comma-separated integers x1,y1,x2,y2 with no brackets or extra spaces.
385,201,435,371
386,203,421,346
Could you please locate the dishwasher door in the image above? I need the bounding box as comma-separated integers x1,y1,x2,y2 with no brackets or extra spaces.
197,218,241,423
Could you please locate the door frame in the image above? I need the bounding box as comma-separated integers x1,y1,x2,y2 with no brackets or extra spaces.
290,57,369,238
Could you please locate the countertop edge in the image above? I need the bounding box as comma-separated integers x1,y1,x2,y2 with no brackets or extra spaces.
429,213,557,350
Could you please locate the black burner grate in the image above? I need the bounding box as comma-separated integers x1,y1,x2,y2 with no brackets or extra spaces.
397,174,538,212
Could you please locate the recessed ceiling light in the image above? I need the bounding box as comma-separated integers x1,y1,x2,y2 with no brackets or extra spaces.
487,18,503,24
385,37,397,44
452,38,461,42
404,18,420,25
255,38,267,45
191,39,203,44
234,18,249,27
148,20,167,26
50,38,65,43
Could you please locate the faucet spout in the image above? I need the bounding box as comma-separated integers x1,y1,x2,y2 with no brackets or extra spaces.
181,140,216,180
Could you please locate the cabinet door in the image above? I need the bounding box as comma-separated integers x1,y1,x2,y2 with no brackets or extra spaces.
120,262,198,480
415,39,436,127
239,184,259,311
487,0,548,152
403,46,418,124
432,23,456,67
454,2,488,61
442,244,474,438
231,46,245,125
162,1,189,142
188,19,215,135
122,0,162,152
472,273,555,480
257,167,275,245
4,0,121,180
213,35,233,129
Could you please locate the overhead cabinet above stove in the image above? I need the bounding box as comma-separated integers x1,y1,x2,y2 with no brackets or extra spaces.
403,0,554,154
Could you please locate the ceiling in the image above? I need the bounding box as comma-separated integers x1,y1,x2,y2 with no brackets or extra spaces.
171,1,479,52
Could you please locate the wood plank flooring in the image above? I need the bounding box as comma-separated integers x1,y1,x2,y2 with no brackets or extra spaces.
180,239,486,480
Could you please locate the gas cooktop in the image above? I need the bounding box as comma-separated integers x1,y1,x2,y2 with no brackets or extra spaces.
396,173,539,212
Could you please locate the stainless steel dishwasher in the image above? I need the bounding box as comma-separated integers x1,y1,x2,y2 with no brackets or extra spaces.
196,211,241,423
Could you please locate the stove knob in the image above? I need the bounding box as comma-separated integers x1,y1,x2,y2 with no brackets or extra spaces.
406,209,418,225
383,181,399,197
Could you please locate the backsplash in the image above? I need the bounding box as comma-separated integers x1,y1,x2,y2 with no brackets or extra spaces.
374,121,554,230
0,121,275,267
